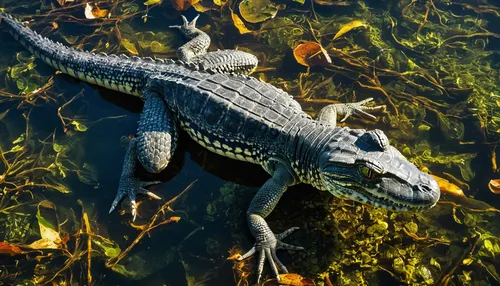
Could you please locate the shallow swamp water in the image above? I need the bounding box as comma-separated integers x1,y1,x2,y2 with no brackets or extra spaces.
0,0,499,285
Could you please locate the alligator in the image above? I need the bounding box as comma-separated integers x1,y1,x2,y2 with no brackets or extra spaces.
0,11,440,283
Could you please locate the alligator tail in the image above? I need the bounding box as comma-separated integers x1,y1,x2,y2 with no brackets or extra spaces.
0,11,148,96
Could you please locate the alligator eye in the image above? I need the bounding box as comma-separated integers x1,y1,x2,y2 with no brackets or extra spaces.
359,166,380,180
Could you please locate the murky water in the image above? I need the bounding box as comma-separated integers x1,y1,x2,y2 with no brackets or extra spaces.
0,1,499,285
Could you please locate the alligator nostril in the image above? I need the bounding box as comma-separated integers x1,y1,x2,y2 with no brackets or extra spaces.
413,184,432,193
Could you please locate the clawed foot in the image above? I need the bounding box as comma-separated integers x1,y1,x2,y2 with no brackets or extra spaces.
169,15,199,34
109,176,161,221
318,97,386,125
237,227,303,284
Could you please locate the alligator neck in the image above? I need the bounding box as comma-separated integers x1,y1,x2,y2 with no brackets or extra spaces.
288,121,341,187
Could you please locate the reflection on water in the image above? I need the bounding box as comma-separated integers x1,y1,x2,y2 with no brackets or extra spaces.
0,0,499,285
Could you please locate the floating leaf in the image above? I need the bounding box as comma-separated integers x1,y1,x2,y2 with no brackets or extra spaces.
293,42,332,67
488,179,500,194
431,174,466,197
84,3,109,19
333,20,366,40
239,0,278,23
171,0,199,11
144,0,162,5
71,120,88,132
231,9,252,34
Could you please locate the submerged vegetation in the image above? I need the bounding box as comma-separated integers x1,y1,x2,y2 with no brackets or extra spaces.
0,0,500,285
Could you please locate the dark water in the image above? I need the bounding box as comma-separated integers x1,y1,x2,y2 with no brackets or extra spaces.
0,1,500,285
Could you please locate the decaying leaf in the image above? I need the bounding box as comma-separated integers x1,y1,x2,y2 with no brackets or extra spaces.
333,20,366,40
0,242,25,255
239,0,278,23
488,179,500,194
293,42,332,67
171,0,199,11
84,3,109,19
431,174,466,197
231,9,252,34
26,201,63,249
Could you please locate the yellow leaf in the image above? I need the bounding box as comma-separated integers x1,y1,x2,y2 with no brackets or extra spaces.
192,2,211,12
144,0,162,5
213,0,227,6
230,9,252,34
121,39,139,55
333,20,366,40
71,120,88,132
430,174,465,197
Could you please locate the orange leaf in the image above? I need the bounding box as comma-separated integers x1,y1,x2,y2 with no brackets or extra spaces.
171,0,199,11
488,179,500,194
231,9,252,34
264,273,315,285
293,42,332,67
431,175,466,197
0,242,24,255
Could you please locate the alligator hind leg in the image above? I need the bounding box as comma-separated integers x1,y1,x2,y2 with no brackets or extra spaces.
109,90,178,220
317,97,385,126
238,164,304,283
170,15,258,74
169,15,210,62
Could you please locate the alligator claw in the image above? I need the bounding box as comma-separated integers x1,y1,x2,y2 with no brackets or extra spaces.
338,97,384,122
318,97,385,125
169,14,199,30
109,177,161,221
238,226,303,284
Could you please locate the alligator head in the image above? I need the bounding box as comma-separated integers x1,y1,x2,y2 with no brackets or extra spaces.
318,128,440,211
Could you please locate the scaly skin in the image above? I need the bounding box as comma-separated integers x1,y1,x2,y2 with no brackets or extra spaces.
170,15,259,74
1,12,440,283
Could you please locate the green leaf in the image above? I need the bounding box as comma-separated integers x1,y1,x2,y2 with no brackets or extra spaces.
71,121,88,132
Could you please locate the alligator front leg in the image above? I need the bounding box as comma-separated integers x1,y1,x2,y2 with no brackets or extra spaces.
317,97,385,126
109,90,178,220
238,165,304,283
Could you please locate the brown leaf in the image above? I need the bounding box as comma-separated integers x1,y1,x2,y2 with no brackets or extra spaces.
293,42,332,67
431,174,466,198
171,0,199,11
488,179,500,194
